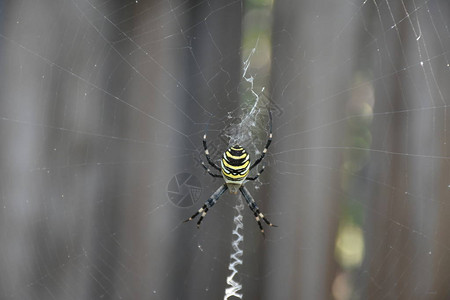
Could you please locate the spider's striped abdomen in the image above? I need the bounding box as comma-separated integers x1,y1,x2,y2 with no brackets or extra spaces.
221,145,250,186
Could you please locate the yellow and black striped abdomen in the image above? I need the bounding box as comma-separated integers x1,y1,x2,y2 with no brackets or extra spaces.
221,145,250,182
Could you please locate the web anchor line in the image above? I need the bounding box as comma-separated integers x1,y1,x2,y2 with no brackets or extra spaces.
224,197,245,300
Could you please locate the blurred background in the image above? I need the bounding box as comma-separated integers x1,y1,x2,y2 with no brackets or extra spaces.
1,0,450,299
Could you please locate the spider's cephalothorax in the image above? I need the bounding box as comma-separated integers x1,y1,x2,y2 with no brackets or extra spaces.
221,145,250,194
184,110,276,236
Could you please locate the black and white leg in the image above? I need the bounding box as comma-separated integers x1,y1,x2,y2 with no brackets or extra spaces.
201,161,222,178
239,185,276,235
246,166,265,181
184,183,228,227
250,110,273,170
203,133,221,171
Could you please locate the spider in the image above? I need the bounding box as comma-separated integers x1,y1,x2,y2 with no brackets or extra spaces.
184,110,276,235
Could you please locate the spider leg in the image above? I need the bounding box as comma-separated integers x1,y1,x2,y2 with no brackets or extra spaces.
201,161,222,178
203,134,221,171
250,109,272,170
239,185,277,236
184,183,228,228
246,166,265,181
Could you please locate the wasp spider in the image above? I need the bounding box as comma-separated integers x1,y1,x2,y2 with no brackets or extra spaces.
185,111,276,235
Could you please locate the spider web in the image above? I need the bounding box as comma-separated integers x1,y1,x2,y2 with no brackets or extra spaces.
0,0,450,299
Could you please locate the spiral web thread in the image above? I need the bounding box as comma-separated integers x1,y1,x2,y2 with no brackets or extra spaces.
224,196,245,299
